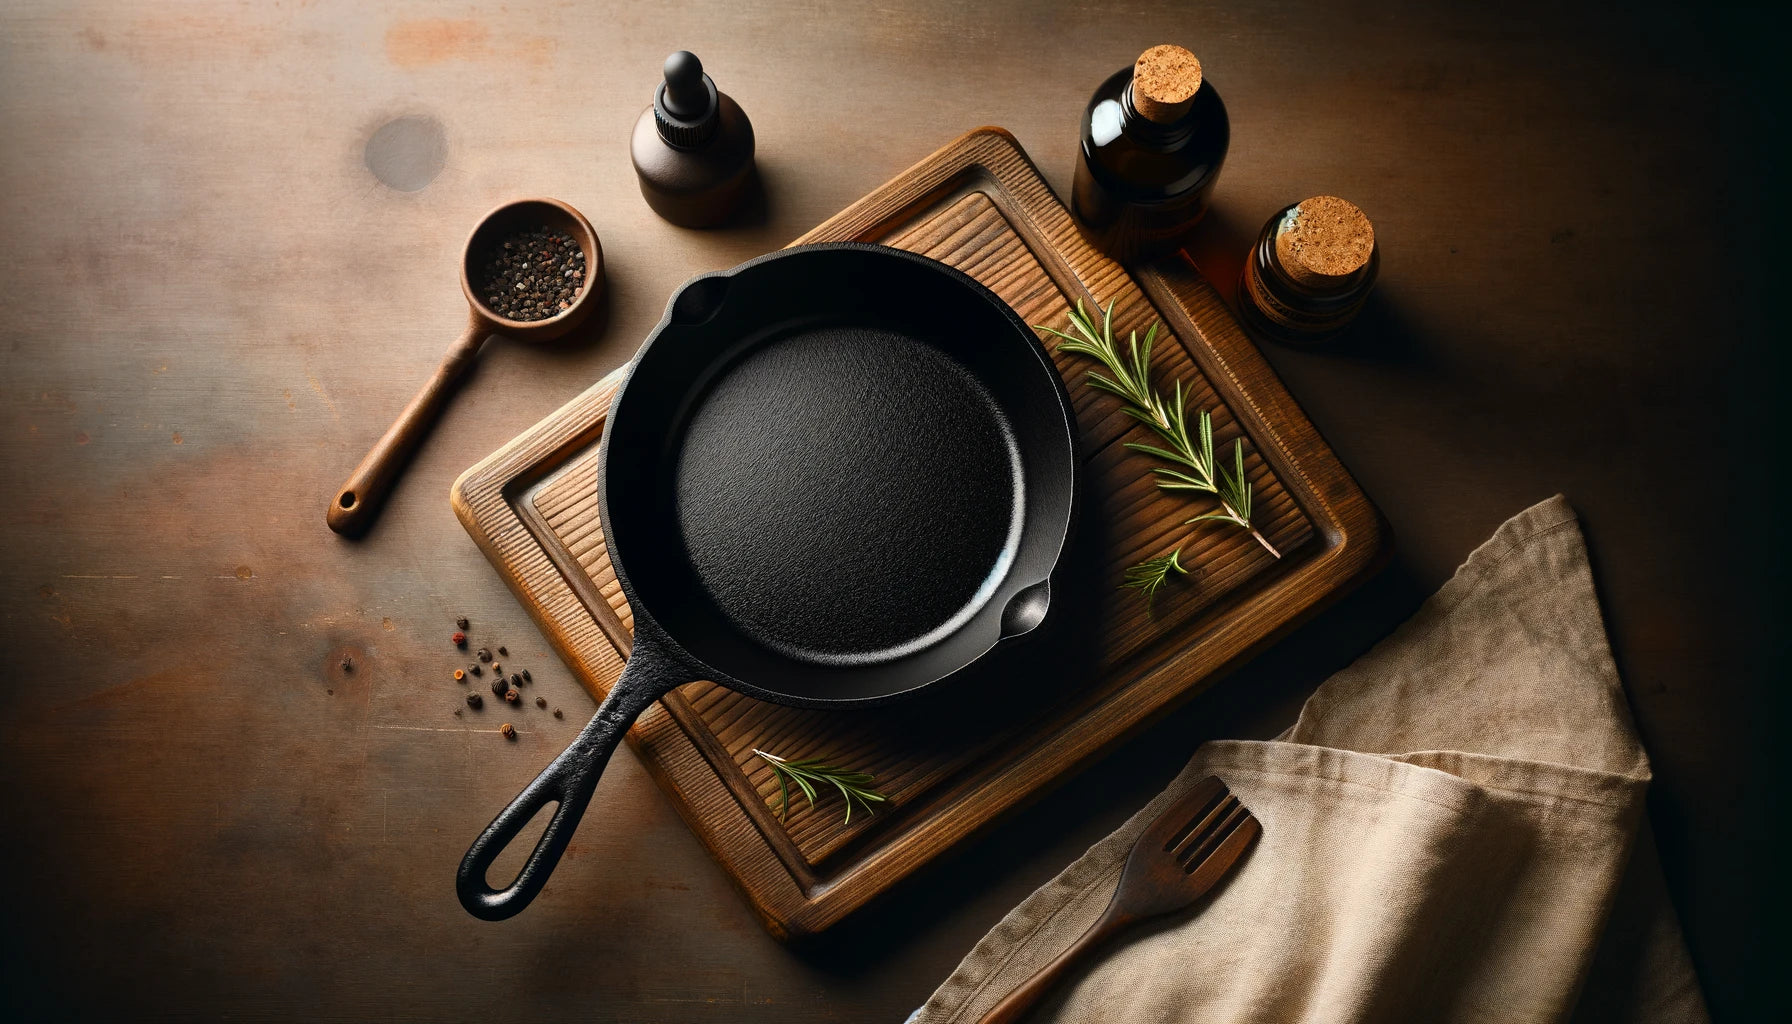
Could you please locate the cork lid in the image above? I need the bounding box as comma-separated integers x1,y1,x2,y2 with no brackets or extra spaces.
1275,196,1376,287
1131,45,1203,124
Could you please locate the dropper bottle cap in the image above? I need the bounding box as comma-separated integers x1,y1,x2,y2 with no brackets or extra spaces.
654,51,720,149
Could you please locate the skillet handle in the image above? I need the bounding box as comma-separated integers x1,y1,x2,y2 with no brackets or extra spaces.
456,638,687,920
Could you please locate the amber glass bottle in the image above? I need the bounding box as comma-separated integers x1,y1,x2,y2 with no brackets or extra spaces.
1072,45,1229,263
1237,196,1379,345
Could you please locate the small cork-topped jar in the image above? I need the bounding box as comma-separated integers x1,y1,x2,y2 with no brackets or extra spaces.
1238,196,1379,345
1071,44,1229,264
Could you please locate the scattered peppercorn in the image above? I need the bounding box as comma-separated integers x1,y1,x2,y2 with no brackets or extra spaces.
490,677,507,698
340,656,353,672
453,669,465,682
553,708,563,719
466,693,483,709
454,708,463,717
456,616,469,630
505,689,521,704
500,723,516,740
535,696,547,709
477,648,492,663
498,646,508,656
510,673,522,688
469,664,482,676
521,669,532,682
452,631,466,648
491,662,502,675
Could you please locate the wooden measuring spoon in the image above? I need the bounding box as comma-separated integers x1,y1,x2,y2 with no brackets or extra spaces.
326,197,603,536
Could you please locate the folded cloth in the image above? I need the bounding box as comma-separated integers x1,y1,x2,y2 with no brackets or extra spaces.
911,497,1708,1024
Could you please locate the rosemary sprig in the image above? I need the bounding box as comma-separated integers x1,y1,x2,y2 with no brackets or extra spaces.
1122,549,1188,615
1035,299,1281,561
752,749,887,825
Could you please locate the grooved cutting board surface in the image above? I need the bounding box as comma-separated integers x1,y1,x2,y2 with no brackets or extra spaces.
451,127,1384,939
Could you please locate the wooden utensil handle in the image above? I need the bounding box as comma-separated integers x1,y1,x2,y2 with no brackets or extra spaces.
977,908,1133,1024
326,320,488,536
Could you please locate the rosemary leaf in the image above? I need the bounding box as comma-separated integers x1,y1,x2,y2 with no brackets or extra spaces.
1127,442,1199,468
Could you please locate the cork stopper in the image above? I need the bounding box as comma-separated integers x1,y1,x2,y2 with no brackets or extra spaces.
1274,196,1375,287
1131,45,1203,124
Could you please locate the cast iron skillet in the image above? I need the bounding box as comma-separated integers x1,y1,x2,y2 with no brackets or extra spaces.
457,243,1079,920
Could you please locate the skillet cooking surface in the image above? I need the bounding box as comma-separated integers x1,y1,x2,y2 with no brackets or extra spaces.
599,242,1078,703
674,323,1022,664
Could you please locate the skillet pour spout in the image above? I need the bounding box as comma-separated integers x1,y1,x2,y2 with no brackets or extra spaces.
457,243,1078,920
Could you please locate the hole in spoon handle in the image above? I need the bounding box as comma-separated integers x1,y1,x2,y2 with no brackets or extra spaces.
325,321,488,537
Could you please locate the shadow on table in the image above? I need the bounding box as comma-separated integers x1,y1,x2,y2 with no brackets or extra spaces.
1179,205,1437,372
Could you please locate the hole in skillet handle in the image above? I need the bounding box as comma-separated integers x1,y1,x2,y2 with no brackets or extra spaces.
484,799,560,889
455,634,690,920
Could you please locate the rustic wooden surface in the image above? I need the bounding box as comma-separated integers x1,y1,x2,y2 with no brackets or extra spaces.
0,1,1775,1020
451,127,1377,938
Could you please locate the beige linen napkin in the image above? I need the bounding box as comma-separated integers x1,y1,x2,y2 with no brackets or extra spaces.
912,497,1708,1024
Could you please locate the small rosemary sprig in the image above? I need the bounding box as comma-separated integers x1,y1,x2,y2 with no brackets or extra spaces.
1122,549,1188,614
1035,299,1281,561
752,749,887,825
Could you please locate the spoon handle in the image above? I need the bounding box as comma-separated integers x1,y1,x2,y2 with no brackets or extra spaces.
326,319,488,536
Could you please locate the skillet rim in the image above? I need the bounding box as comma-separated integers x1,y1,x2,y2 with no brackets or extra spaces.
597,241,1079,709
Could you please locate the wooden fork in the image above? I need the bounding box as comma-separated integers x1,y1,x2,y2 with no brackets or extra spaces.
977,776,1260,1024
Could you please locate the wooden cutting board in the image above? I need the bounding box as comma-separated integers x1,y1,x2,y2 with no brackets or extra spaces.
451,127,1385,939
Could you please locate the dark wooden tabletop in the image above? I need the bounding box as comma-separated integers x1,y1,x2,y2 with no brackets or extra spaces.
0,1,1774,1020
